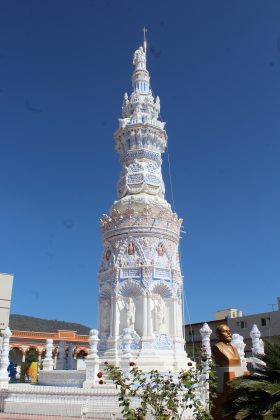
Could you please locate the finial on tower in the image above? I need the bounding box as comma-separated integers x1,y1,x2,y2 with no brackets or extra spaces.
143,27,147,53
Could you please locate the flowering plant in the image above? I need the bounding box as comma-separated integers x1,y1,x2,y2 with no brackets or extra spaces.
104,362,214,419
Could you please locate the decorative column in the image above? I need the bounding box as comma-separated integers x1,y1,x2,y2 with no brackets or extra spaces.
106,295,120,363
56,341,67,370
140,292,154,354
250,324,264,355
22,350,26,363
142,294,148,337
83,329,100,389
231,334,247,370
0,327,12,387
171,297,177,337
42,339,54,371
200,323,212,372
113,296,119,341
109,295,114,337
147,293,152,337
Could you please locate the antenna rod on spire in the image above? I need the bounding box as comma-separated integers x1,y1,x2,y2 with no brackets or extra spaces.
143,27,147,53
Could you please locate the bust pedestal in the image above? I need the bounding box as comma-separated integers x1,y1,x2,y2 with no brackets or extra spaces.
215,366,244,393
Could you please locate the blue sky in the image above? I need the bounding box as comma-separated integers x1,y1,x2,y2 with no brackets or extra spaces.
0,0,279,328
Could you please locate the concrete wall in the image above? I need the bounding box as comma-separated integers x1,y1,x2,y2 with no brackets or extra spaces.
227,310,280,341
215,308,243,320
0,273,14,333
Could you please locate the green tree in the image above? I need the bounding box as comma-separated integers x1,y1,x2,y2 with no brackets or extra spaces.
223,340,280,419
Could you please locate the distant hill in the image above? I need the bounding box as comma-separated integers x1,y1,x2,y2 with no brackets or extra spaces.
10,314,91,335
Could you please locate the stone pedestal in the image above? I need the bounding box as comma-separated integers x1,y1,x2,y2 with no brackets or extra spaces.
212,366,247,420
42,358,54,371
83,355,100,389
215,366,245,393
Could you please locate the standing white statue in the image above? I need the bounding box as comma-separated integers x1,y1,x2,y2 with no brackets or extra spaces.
231,333,247,370
126,298,136,330
154,297,165,332
250,324,264,355
133,46,146,70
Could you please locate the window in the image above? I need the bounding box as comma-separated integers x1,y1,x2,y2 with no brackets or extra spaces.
240,321,247,329
261,318,266,326
236,321,240,326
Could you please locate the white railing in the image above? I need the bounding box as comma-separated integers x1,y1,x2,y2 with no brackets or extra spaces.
0,389,81,418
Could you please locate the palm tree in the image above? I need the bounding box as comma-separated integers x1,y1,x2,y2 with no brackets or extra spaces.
223,340,280,419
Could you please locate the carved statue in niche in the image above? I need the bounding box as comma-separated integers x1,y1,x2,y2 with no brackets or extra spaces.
126,241,141,266
154,296,165,332
127,241,135,255
153,242,169,268
125,297,136,330
157,243,164,256
101,247,113,271
105,249,111,261
101,299,111,333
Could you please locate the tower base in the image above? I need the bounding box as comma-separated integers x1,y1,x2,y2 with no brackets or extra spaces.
100,337,192,373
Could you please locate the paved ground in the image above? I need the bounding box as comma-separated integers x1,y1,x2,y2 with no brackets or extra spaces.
0,415,80,419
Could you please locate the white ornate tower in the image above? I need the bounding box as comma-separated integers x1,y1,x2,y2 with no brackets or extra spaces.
98,42,190,371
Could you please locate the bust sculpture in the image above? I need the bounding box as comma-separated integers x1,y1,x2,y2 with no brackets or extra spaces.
211,324,241,367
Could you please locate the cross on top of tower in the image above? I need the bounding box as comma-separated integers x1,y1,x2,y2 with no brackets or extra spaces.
143,27,147,53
